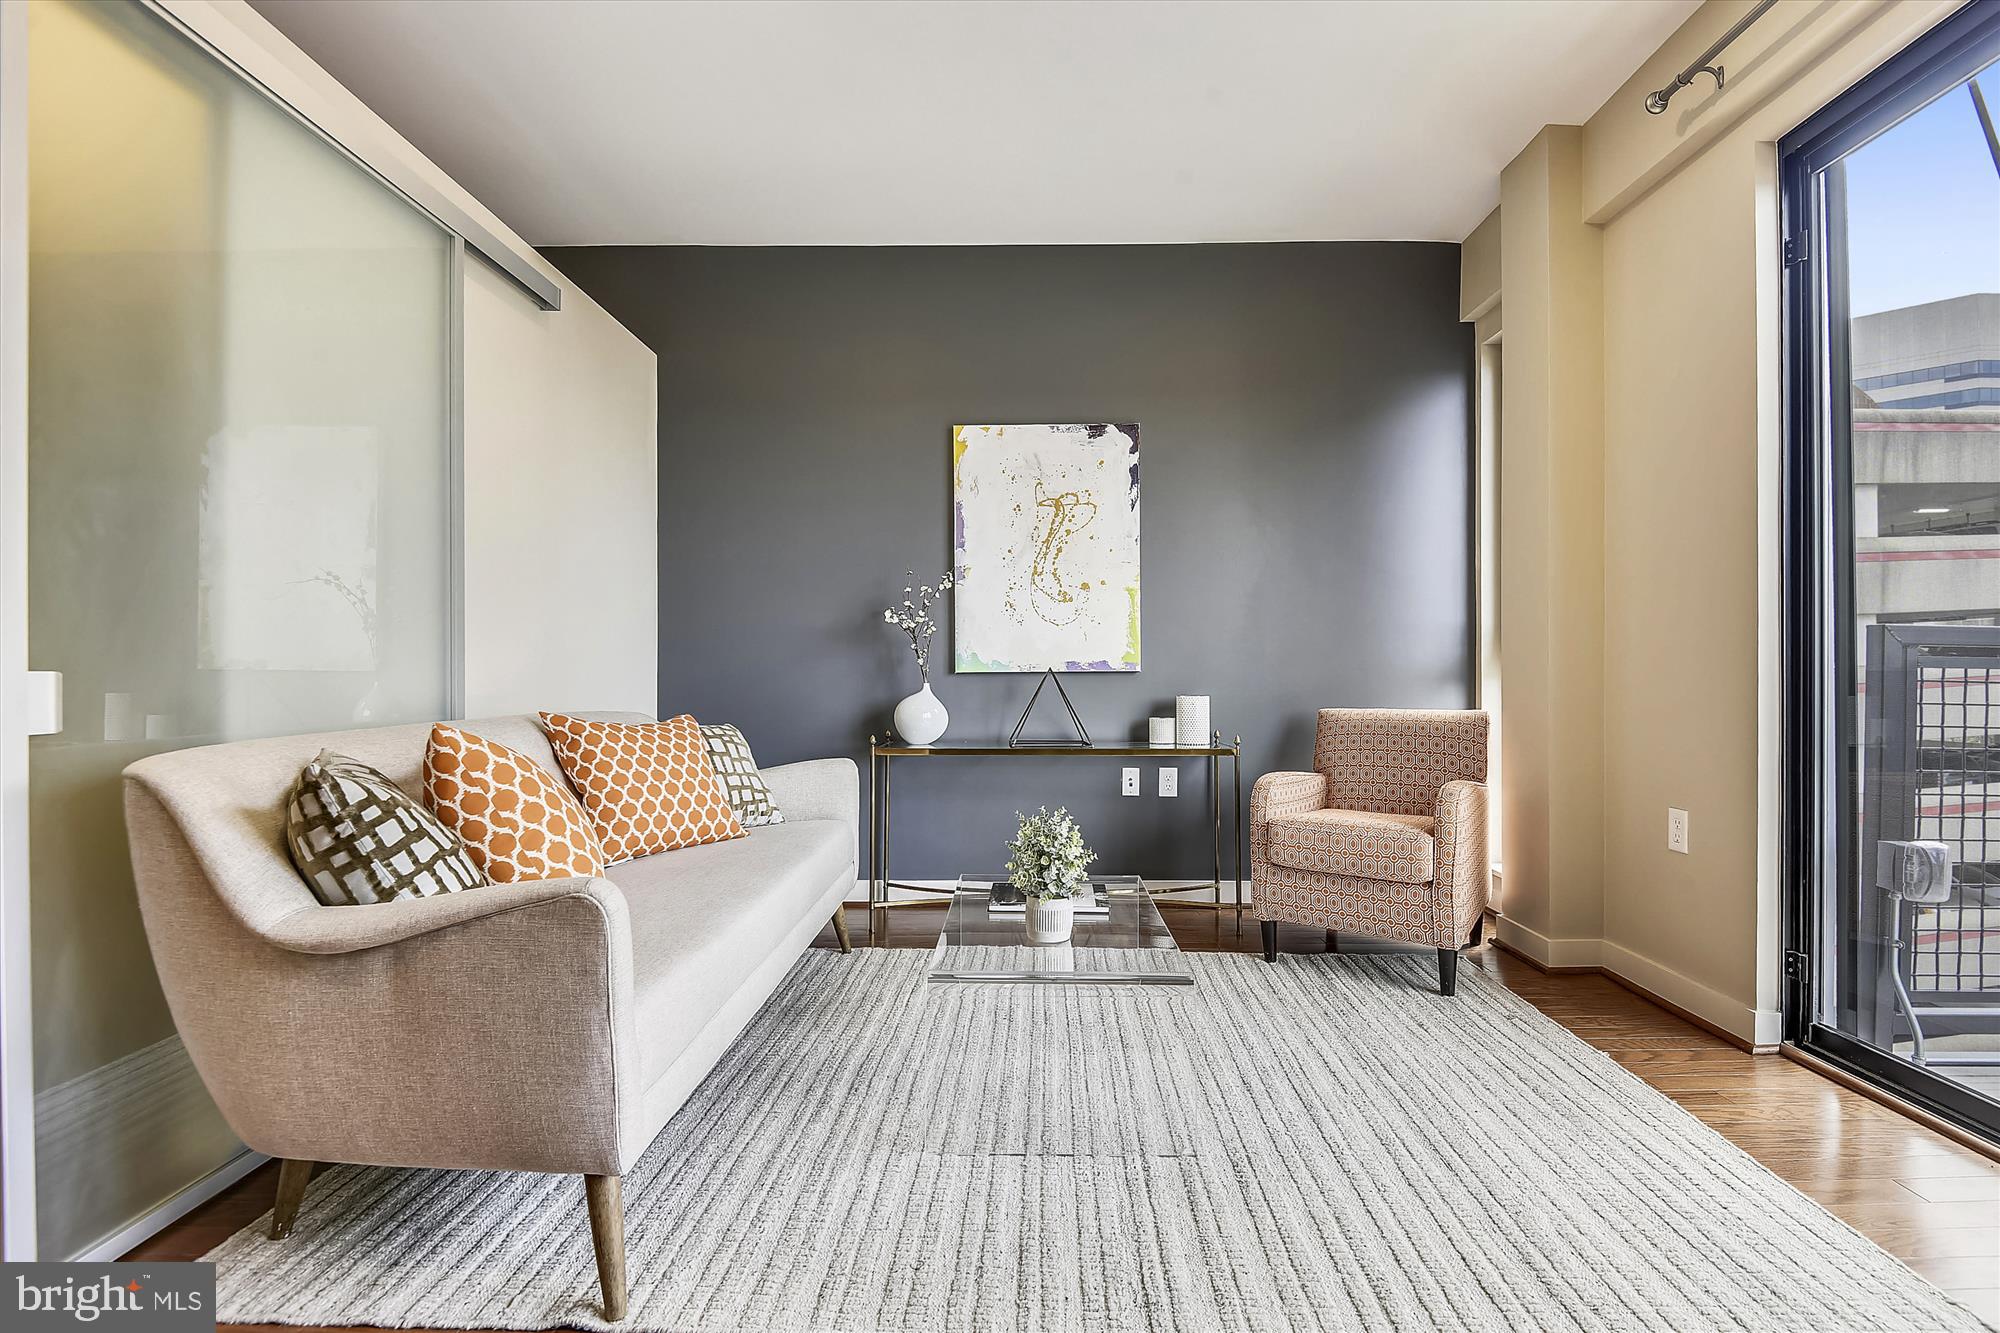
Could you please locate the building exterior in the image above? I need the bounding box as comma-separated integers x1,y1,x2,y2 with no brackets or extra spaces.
1849,299,2000,1060
1852,293,2000,412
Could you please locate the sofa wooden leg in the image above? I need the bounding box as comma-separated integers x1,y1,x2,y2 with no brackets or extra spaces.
1438,948,1459,997
1470,914,1486,947
269,1158,314,1240
830,908,853,954
585,1174,628,1321
1261,920,1278,963
1324,928,1339,953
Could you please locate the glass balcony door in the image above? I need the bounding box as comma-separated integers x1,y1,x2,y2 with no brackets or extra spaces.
1783,1,2000,1141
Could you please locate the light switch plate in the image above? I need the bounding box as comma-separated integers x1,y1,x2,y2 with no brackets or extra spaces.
1158,767,1178,797
1667,807,1690,855
1122,767,1140,797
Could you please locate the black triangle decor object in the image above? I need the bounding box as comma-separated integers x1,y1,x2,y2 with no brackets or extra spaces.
1008,669,1092,747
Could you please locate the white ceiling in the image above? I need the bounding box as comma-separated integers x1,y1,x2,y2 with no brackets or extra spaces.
250,0,1698,247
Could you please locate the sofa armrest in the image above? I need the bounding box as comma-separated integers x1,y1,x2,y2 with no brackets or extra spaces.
762,757,859,863
270,879,636,1174
123,776,642,1177
218,881,636,1175
762,757,858,826
258,875,618,954
1434,780,1489,944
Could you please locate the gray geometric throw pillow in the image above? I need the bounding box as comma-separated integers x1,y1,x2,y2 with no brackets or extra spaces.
285,749,487,905
699,724,784,828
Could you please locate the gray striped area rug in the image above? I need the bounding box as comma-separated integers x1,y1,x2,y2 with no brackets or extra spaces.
207,949,1985,1332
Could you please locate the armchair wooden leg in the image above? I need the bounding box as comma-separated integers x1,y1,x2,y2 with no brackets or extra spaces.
269,1158,314,1240
1325,928,1339,953
585,1174,628,1321
830,908,853,954
1261,920,1278,963
1437,948,1459,997
1470,914,1486,948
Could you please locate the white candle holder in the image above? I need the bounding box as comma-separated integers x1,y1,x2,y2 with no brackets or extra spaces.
1174,695,1211,747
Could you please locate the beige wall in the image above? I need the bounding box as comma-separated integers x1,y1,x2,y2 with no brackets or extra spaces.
1494,127,1605,965
1460,208,1501,323
1591,0,1958,1045
1480,0,1963,1042
461,258,658,717
1598,134,1771,1030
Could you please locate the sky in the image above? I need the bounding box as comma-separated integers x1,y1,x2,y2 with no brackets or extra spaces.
1842,63,2000,318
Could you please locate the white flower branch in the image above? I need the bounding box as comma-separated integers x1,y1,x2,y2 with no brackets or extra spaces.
883,569,954,683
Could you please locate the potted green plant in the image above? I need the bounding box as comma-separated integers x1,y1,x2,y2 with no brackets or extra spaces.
1006,806,1095,944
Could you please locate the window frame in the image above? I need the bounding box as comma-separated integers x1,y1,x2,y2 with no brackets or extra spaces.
1779,0,2000,1143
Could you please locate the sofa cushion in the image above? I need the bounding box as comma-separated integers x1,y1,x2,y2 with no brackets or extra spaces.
542,713,745,862
1264,808,1435,884
607,821,851,1088
285,750,486,905
424,724,607,882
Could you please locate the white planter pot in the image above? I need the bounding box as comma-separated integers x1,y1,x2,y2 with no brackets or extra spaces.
1024,895,1074,945
894,682,949,746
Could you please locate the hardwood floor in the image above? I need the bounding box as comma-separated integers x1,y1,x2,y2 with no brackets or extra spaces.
127,905,2000,1330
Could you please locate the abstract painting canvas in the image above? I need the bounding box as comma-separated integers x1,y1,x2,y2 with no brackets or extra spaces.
953,423,1140,672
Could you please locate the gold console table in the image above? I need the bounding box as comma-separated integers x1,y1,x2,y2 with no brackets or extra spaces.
866,735,1244,939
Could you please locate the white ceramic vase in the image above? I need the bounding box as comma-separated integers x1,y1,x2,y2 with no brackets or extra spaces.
894,681,949,746
1024,895,1075,945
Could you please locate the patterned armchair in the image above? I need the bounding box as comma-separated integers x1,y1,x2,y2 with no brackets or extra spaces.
1252,708,1489,994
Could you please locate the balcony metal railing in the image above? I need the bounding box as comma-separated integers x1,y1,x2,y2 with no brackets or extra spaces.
1862,624,2000,1067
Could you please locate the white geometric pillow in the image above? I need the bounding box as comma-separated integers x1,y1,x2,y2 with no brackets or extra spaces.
698,724,784,828
285,749,486,905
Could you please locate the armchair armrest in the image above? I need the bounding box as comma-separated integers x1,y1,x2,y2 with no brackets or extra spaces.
1251,771,1327,868
1252,771,1327,826
1434,779,1490,943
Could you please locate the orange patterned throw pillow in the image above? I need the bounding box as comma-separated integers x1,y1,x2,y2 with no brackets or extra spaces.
538,712,745,861
423,724,607,882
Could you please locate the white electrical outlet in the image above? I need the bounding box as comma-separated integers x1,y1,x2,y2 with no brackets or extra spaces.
1667,807,1690,855
1158,767,1178,797
1122,767,1140,797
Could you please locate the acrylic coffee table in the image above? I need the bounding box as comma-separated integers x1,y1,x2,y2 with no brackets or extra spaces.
927,874,1195,985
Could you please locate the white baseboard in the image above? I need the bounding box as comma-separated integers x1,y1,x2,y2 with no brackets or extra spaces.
1493,914,1780,1048
1599,940,1783,1049
73,1148,268,1262
853,891,1780,1046
32,1032,266,1261
850,878,1251,906
1492,914,1603,969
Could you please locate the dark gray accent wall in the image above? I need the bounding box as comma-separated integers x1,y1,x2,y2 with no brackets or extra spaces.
545,243,1472,881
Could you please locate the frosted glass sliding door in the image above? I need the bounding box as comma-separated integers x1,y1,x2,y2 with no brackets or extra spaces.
25,0,453,1258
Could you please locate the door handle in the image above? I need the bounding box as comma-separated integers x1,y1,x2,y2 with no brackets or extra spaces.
21,671,61,736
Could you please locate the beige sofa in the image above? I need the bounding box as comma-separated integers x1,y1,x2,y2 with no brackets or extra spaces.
122,713,856,1321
